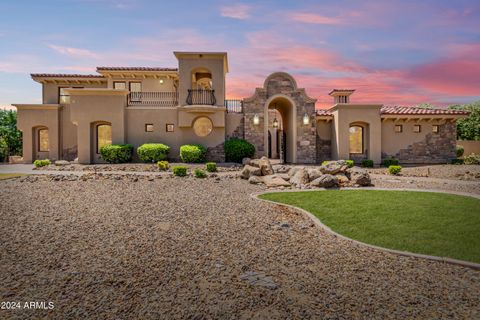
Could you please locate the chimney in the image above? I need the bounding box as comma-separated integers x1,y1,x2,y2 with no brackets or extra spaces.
329,89,355,104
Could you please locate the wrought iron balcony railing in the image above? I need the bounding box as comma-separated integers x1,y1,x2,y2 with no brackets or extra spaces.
128,91,178,107
186,89,216,106
224,99,243,113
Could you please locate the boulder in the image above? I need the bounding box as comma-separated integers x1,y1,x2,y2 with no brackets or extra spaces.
248,176,263,184
275,173,290,181
242,158,251,165
240,165,261,179
336,173,350,185
259,156,274,175
320,160,348,175
249,159,261,168
54,160,70,166
307,168,323,181
288,166,305,177
347,168,371,186
261,175,291,187
310,174,339,188
289,168,309,186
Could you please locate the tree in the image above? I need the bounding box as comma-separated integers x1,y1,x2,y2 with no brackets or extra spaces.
449,101,480,141
0,109,22,162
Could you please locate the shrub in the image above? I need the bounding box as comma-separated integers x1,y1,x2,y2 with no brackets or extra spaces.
388,165,402,175
206,162,217,172
345,160,354,168
194,168,207,178
456,145,465,158
383,157,399,167
172,165,187,177
451,158,464,165
157,160,169,171
224,138,255,163
361,159,374,168
464,153,480,165
100,144,133,163
137,143,170,163
321,161,330,166
180,144,207,163
33,159,51,167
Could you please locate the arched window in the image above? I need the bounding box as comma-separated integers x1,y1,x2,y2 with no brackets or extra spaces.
38,128,49,152
96,124,112,153
349,125,363,154
193,117,213,137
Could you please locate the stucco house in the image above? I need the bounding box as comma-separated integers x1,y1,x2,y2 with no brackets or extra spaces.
13,51,469,164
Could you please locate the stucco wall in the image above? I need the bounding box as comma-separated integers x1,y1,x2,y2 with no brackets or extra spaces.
107,77,176,92
457,140,480,157
43,82,107,104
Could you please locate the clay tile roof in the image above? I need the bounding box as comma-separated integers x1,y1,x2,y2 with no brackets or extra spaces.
31,73,104,78
381,106,470,115
96,67,178,72
316,109,333,116
328,89,355,95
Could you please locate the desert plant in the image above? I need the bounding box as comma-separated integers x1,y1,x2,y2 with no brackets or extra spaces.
172,165,187,177
345,160,354,168
464,153,480,165
321,161,330,166
157,160,169,171
180,144,207,163
224,138,255,163
137,143,170,163
456,145,465,158
206,162,217,172
383,157,399,167
33,159,51,167
388,165,402,175
361,159,374,168
100,144,133,163
194,168,207,178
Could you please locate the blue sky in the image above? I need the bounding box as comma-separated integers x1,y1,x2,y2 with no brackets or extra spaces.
1,0,479,109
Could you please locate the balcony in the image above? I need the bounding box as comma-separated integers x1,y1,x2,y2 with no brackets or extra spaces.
128,92,178,107
186,89,216,106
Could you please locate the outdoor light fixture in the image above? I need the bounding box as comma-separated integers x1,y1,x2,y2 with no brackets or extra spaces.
253,114,260,125
303,113,310,125
159,79,164,84
272,117,279,128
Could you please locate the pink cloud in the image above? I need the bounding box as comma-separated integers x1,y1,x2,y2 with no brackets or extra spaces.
220,4,252,20
288,12,344,25
48,44,100,59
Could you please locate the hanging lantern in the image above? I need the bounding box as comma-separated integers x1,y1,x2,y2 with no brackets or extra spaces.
272,117,279,128
253,113,260,125
303,113,309,125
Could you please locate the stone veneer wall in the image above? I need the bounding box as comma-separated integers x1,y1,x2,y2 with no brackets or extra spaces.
226,117,245,140
206,142,226,162
316,136,331,163
384,121,457,164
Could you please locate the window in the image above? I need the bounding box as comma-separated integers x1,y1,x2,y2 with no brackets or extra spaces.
395,125,403,133
193,117,213,137
129,82,142,102
349,126,363,154
113,81,126,90
96,124,112,153
59,87,83,104
432,125,439,133
38,128,49,152
145,124,154,132
413,125,421,133
166,124,174,132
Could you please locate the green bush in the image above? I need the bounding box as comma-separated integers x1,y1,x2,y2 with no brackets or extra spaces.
383,157,399,167
321,161,330,166
451,158,464,165
172,165,187,177
345,160,354,168
206,162,217,172
456,145,465,158
137,143,170,163
361,159,374,168
194,168,207,178
33,159,51,167
224,138,255,163
388,165,402,175
180,144,207,163
157,160,169,171
100,144,133,163
464,153,480,165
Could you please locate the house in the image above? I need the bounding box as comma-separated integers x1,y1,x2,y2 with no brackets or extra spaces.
13,51,469,164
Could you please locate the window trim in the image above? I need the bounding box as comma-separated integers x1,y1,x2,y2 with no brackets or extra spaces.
145,124,154,132
113,81,126,90
394,125,403,133
413,124,422,133
96,124,112,154
349,125,364,155
38,128,49,152
129,81,142,92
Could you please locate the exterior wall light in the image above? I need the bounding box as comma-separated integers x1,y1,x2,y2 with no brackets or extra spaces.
303,113,310,125
253,114,260,125
159,79,164,84
272,117,279,128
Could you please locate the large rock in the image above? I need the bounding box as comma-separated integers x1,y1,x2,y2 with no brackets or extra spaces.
240,165,261,179
288,166,305,177
259,156,274,175
289,168,309,186
242,158,251,165
261,175,291,187
249,159,261,168
307,168,323,181
310,174,339,188
336,173,350,185
55,160,70,166
320,160,349,175
248,176,263,184
347,168,371,186
273,165,290,174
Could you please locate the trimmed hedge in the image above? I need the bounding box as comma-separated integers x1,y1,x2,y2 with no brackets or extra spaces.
34,159,51,167
456,145,465,158
224,138,255,163
194,169,207,178
388,165,402,175
157,160,169,171
137,143,170,163
180,144,207,163
382,157,399,167
100,144,133,163
172,165,187,177
361,159,374,168
206,162,217,172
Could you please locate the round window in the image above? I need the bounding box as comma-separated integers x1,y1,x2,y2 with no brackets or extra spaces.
193,117,213,137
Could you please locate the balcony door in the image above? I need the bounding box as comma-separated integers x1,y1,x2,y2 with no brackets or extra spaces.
129,82,142,102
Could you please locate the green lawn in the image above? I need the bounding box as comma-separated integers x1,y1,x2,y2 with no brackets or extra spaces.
260,190,480,263
0,173,26,180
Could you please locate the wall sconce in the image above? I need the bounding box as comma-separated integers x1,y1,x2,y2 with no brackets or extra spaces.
159,79,164,84
253,114,260,125
303,113,310,125
272,117,279,128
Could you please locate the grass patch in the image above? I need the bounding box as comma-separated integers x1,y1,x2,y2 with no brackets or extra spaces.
260,190,480,263
0,173,26,180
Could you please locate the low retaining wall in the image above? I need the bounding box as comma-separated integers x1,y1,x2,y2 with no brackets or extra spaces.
457,140,480,156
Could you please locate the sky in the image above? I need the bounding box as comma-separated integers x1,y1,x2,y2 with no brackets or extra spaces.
0,0,479,110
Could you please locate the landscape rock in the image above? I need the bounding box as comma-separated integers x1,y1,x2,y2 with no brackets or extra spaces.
273,165,290,174
310,174,339,188
258,156,274,175
248,176,263,184
240,165,261,179
54,160,70,166
289,169,309,186
336,173,350,185
320,160,348,175
261,175,291,187
288,166,305,177
307,168,323,181
249,159,261,168
242,158,251,165
348,168,372,186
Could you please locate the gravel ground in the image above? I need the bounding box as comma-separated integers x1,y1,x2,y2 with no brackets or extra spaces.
1,176,479,319
366,164,480,181
35,163,242,173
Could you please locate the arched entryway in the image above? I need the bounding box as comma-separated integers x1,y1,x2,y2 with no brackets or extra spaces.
91,121,112,163
349,121,370,162
32,126,49,160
